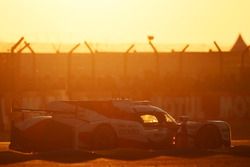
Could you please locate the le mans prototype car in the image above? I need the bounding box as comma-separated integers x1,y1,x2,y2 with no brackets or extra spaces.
9,100,231,152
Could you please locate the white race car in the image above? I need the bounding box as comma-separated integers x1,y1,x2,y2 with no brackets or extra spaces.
9,100,231,152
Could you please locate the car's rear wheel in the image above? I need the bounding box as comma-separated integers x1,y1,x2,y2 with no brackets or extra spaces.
195,125,222,149
91,125,117,150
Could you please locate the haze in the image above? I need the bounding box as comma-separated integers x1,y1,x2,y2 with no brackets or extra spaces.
0,0,249,46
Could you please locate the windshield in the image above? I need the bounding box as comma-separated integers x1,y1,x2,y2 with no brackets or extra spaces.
164,112,176,123
135,105,177,124
151,106,177,124
140,114,158,123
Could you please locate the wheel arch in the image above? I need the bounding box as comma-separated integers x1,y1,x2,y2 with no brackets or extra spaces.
195,123,223,149
196,123,222,138
90,123,118,150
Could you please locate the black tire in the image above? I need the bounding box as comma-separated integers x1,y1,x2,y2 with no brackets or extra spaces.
195,125,222,149
91,125,117,150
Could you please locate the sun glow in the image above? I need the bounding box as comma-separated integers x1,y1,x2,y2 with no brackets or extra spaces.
0,0,250,46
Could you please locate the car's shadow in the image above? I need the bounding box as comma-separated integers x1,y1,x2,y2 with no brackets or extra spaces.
0,146,250,165
0,150,99,164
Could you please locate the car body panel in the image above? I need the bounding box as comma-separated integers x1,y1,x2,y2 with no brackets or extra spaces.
9,100,231,152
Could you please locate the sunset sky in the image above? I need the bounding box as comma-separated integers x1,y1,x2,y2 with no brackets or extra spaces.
0,0,249,48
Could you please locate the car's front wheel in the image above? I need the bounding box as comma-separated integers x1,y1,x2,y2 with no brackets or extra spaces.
195,125,222,149
91,125,117,150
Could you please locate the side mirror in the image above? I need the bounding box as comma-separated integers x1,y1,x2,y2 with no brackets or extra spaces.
178,116,189,123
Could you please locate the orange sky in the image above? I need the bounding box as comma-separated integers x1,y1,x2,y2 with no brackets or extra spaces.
0,0,249,49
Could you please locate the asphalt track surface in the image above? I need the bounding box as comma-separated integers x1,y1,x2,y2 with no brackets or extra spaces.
0,140,250,167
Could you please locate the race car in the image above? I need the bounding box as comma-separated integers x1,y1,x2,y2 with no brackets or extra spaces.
9,100,231,152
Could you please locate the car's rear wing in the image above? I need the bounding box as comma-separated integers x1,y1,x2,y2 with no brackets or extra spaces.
11,107,48,122
11,107,72,121
13,107,73,114
11,107,78,122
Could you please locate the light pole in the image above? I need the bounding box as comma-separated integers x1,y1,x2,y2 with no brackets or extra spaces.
214,41,223,78
84,41,96,82
147,36,159,77
67,43,80,99
123,44,135,79
24,41,37,90
179,44,189,77
10,37,24,95
15,42,31,88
